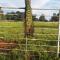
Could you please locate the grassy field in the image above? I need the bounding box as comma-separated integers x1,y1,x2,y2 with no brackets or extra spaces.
0,21,59,60
0,21,59,49
34,22,58,40
0,22,24,41
0,21,58,40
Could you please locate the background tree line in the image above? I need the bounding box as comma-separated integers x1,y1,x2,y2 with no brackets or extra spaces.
1,11,59,22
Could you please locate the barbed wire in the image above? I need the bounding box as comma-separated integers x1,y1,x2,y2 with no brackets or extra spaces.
0,6,60,10
0,7,25,9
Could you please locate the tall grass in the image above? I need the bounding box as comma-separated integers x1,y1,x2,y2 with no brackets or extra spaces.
0,21,59,60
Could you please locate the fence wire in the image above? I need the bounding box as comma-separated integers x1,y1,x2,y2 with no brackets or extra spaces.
0,7,59,60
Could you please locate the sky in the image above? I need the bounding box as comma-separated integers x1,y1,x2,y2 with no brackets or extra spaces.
0,0,60,8
0,0,60,19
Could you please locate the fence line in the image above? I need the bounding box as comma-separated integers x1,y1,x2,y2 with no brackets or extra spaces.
0,6,60,10
0,7,59,58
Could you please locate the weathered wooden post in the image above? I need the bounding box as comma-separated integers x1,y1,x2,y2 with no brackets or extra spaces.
24,0,34,60
25,0,34,38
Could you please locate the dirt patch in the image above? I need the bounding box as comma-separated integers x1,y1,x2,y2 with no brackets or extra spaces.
0,38,18,52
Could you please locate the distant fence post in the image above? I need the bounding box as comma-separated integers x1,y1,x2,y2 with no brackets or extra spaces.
57,9,60,58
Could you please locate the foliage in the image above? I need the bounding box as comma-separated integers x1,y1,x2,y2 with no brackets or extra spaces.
32,15,38,21
5,11,25,21
39,14,48,22
50,13,59,22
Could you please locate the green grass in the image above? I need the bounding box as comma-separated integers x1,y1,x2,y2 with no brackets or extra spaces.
0,22,24,41
0,21,58,45
0,21,58,46
0,21,58,40
34,22,58,40
34,21,59,28
0,21,59,60
0,21,58,49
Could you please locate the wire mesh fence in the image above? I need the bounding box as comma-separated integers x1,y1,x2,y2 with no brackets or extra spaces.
0,6,59,60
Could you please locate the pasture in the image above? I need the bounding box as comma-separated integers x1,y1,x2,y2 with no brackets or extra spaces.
0,21,58,40
0,21,59,60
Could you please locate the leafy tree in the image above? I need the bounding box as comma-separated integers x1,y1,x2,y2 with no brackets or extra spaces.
5,11,25,21
6,12,16,20
16,11,25,21
32,15,38,21
50,13,59,22
39,14,47,22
